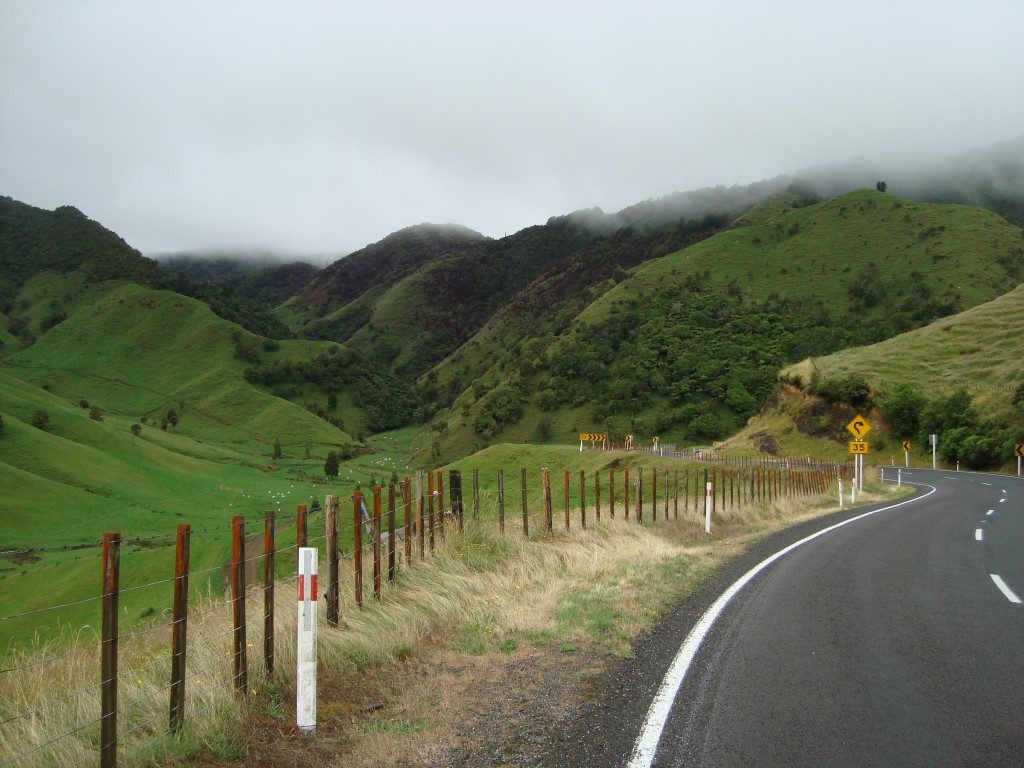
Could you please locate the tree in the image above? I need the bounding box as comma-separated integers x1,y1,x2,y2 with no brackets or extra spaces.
876,181,887,192
327,392,338,411
324,451,340,478
166,409,178,428
880,384,926,438
31,410,50,430
89,406,103,421
130,423,142,437
273,438,283,460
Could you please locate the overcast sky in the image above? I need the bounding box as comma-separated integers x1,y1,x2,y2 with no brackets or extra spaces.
1,1,1022,258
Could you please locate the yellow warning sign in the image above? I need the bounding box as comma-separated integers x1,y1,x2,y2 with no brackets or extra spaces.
846,415,872,439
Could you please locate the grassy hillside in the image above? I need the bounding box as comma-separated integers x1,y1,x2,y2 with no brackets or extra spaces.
424,190,1023,463
782,283,1024,418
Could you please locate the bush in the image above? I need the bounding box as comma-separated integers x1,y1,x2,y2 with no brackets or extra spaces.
324,451,340,478
880,384,926,438
31,410,50,430
814,374,872,407
273,438,283,460
130,423,141,437
89,406,103,421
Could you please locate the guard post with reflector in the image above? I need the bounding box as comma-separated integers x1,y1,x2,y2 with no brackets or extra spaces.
297,547,318,733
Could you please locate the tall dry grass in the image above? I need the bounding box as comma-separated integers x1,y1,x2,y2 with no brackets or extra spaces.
0,476,894,767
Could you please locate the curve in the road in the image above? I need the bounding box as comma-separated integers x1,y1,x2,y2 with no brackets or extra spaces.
627,483,937,768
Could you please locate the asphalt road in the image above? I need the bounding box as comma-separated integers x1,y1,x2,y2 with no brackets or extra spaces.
549,470,1023,768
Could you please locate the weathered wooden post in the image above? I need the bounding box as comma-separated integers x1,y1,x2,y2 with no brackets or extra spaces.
325,496,339,627
595,470,601,522
387,483,396,584
497,469,505,533
579,469,587,529
542,469,553,532
609,468,615,518
372,484,382,601
563,469,570,530
436,470,445,539
100,532,121,768
169,524,190,733
263,512,275,675
521,468,529,537
353,489,363,608
450,470,463,534
472,468,480,521
230,516,247,697
427,471,435,552
624,468,630,520
403,478,412,564
651,467,658,522
636,466,644,524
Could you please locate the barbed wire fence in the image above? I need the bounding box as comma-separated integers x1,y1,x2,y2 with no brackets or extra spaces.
0,452,849,767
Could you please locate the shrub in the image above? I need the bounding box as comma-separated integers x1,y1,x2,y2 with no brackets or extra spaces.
880,384,926,438
130,423,141,437
324,451,340,478
31,410,50,430
273,438,283,460
89,406,103,421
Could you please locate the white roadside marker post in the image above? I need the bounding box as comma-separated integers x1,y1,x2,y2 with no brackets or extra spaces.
297,547,318,733
839,479,844,509
897,469,901,487
704,481,712,534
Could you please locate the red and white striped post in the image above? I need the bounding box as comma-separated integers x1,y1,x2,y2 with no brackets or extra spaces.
297,547,318,733
704,481,713,534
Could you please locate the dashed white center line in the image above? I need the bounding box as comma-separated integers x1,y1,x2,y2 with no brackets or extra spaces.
999,498,1006,504
975,528,984,541
1001,489,1007,494
986,510,994,516
982,482,992,486
990,575,1022,604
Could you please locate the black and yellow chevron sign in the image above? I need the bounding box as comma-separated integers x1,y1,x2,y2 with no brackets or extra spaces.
1014,443,1024,458
579,433,607,442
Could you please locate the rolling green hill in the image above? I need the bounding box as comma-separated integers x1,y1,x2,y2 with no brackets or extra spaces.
423,190,1024,462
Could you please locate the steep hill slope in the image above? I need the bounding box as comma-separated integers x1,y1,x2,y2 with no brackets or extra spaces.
783,282,1024,418
159,253,322,307
423,190,1024,462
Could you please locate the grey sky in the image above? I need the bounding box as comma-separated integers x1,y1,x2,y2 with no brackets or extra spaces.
1,1,1022,258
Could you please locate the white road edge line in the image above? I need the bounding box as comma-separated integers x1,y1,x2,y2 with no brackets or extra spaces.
627,483,938,768
990,575,1022,604
986,510,994,516
975,528,984,541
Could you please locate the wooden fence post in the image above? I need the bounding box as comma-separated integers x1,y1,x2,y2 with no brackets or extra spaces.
579,470,587,529
427,471,435,552
637,467,644,524
372,484,382,601
353,489,363,608
450,470,463,534
542,469,553,532
497,469,505,533
609,468,615,519
595,470,601,522
263,511,275,675
387,483,397,584
521,468,529,538
100,532,121,768
436,470,445,539
403,478,412,565
472,469,480,521
416,473,425,558
664,469,669,519
563,469,570,530
169,524,190,733
674,470,679,519
652,467,658,522
624,468,630,521
325,497,339,627
230,515,247,698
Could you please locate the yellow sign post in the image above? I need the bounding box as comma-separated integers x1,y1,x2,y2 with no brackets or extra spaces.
579,433,608,452
849,441,869,454
902,440,911,468
1015,443,1024,476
